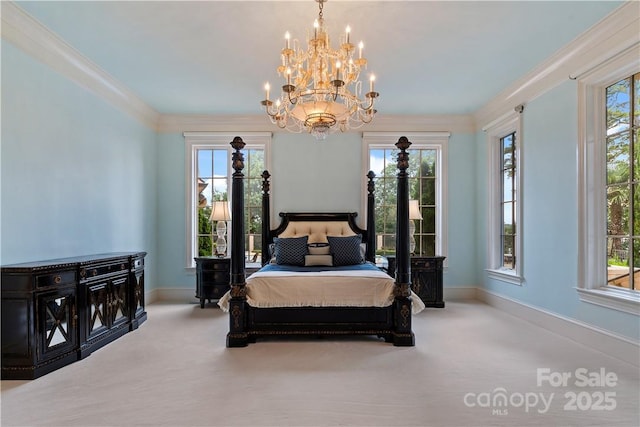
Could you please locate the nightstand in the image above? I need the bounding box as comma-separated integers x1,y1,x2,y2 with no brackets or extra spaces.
194,257,230,308
386,255,446,308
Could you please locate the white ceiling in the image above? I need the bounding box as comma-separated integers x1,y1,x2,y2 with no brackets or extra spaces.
14,0,623,117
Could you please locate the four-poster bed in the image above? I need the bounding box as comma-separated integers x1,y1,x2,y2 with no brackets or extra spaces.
222,136,416,347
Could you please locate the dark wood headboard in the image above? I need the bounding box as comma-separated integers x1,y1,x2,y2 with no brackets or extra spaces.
263,212,370,263
259,172,377,266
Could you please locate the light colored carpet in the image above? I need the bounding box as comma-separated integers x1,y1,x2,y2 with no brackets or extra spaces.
1,300,638,427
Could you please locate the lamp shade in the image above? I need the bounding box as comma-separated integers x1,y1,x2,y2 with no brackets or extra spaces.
209,201,231,222
408,200,422,220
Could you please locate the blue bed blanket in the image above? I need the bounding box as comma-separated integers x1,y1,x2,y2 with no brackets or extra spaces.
257,261,384,274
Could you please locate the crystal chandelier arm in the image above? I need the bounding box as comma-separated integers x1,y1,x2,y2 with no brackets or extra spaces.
260,0,379,138
362,90,379,111
283,84,298,105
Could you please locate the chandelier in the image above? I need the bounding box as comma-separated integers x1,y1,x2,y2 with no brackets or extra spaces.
260,0,379,140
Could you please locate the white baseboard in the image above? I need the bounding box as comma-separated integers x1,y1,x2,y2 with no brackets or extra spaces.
477,288,640,368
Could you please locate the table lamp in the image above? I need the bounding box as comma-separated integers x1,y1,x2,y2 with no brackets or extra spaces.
210,201,231,257
408,200,422,254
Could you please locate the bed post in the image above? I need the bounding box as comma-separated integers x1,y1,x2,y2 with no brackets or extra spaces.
366,171,376,263
226,137,248,347
261,171,271,266
393,136,415,346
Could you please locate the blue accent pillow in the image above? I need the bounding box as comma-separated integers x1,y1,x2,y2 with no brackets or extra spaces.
327,235,365,266
274,236,309,266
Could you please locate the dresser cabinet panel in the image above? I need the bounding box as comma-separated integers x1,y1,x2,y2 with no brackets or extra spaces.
1,252,146,379
38,287,78,362
1,263,79,380
386,255,446,308
195,257,230,308
130,253,147,330
79,257,132,358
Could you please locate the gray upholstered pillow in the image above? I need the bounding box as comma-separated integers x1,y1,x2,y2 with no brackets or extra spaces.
327,235,365,266
304,254,334,266
274,236,309,266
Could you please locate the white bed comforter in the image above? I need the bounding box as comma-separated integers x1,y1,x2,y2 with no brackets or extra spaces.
217,268,425,314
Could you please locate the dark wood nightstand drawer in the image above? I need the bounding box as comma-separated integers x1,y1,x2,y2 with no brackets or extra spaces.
200,262,230,272
201,271,230,284
194,257,231,308
208,285,229,297
411,258,437,271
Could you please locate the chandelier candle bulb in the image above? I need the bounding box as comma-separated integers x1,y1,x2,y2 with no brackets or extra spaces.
260,0,379,139
370,74,375,92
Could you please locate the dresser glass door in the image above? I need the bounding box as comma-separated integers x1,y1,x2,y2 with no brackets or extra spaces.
39,289,77,360
88,283,108,338
111,277,128,327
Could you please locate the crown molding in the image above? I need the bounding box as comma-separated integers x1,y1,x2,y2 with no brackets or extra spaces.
474,1,640,129
158,113,476,134
1,1,160,129
157,114,274,133
358,114,476,134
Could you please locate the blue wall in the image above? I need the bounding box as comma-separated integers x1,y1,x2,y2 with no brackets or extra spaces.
0,40,158,288
155,133,188,288
477,80,639,341
447,133,478,287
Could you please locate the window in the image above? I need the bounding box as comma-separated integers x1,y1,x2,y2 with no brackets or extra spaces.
577,49,640,314
485,111,523,285
501,132,517,270
196,148,229,257
184,132,270,269
605,73,640,292
605,73,639,292
363,132,449,259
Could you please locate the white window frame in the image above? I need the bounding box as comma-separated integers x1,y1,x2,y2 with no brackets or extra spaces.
362,132,449,262
184,132,271,270
577,49,640,314
484,111,524,285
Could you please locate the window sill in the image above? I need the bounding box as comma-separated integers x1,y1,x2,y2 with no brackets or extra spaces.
486,268,524,286
576,287,640,315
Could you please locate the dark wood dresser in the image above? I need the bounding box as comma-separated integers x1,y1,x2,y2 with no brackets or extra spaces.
1,252,146,379
386,255,446,308
194,257,230,308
